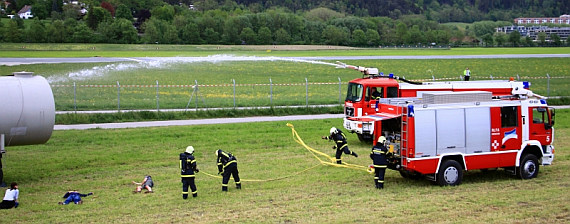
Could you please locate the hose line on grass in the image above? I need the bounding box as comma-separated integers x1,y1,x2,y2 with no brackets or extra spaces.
199,164,321,182
198,123,370,182
286,123,369,172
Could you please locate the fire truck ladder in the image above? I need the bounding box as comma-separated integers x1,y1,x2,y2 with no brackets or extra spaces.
400,105,409,165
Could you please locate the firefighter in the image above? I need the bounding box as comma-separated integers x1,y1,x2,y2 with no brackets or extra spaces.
180,146,199,199
370,136,389,189
215,149,241,191
322,127,358,164
371,87,381,100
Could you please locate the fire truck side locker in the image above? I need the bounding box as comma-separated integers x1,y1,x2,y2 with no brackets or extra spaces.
412,106,492,171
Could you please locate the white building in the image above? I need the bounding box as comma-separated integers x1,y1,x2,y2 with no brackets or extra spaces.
17,5,33,19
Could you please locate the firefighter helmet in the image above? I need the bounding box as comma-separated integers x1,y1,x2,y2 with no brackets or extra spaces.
185,146,194,154
330,127,338,135
377,136,386,144
215,149,220,156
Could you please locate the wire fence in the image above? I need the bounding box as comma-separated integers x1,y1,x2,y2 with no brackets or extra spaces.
50,74,567,112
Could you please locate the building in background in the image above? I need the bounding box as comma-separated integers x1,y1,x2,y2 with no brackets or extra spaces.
514,15,570,25
496,26,570,41
17,5,32,19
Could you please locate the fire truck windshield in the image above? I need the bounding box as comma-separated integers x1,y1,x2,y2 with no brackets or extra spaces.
346,83,363,102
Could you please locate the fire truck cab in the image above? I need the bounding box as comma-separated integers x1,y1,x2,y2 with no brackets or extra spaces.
372,91,555,186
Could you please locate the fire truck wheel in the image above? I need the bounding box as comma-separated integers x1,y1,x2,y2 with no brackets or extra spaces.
518,154,539,179
436,160,463,186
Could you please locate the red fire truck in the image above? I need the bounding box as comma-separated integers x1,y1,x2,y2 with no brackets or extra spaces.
339,63,531,142
370,90,554,186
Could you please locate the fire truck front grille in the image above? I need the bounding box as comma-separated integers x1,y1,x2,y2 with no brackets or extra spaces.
345,107,354,117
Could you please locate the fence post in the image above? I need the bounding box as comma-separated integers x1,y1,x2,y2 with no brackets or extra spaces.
547,73,550,97
432,75,435,81
156,80,159,112
73,82,77,114
269,78,273,106
195,80,199,110
517,74,520,81
305,78,308,107
338,77,342,104
232,79,236,109
490,75,494,80
117,81,120,113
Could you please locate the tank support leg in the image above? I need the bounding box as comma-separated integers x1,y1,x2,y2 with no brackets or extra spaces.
1,134,5,187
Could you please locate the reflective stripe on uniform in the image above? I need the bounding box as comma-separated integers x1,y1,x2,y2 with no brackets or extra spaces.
372,150,385,154
221,152,230,158
222,184,228,187
378,180,384,183
223,160,237,169
235,181,241,184
374,177,379,180
373,165,387,168
181,175,196,178
182,192,188,194
339,144,348,150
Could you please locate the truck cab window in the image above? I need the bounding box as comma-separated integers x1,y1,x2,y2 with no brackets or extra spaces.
366,87,382,101
387,87,398,98
501,106,518,127
532,108,546,124
346,83,363,102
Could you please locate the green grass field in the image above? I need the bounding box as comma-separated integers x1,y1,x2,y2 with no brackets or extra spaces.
0,110,568,223
1,57,569,111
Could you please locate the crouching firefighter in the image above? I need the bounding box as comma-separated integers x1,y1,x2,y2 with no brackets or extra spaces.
215,149,241,191
180,146,199,199
322,127,358,164
370,136,389,189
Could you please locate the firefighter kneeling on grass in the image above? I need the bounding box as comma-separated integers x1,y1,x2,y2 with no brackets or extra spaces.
370,136,389,189
322,127,358,164
215,149,241,191
180,146,199,199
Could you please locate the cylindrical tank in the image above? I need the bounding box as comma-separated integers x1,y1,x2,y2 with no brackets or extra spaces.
0,72,55,146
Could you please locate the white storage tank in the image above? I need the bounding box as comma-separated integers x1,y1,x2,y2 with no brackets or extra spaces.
0,72,55,147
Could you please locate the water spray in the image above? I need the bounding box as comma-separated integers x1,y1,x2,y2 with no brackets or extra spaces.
335,61,423,85
48,55,346,83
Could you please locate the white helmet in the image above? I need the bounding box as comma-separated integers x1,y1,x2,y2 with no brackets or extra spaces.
330,127,338,135
377,136,386,144
185,146,194,154
215,149,220,156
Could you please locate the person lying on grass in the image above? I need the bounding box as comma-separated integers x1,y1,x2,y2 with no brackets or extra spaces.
132,175,154,193
58,190,93,205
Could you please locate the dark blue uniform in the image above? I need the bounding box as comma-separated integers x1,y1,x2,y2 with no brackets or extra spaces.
216,149,241,191
370,143,388,189
180,152,198,198
324,129,358,164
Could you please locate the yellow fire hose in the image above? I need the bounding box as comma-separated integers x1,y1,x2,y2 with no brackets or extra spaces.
286,123,370,172
198,123,371,182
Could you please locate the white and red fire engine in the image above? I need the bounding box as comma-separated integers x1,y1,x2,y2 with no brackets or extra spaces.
338,63,532,142
369,90,554,186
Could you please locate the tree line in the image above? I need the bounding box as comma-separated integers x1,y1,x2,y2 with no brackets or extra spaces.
0,0,568,46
